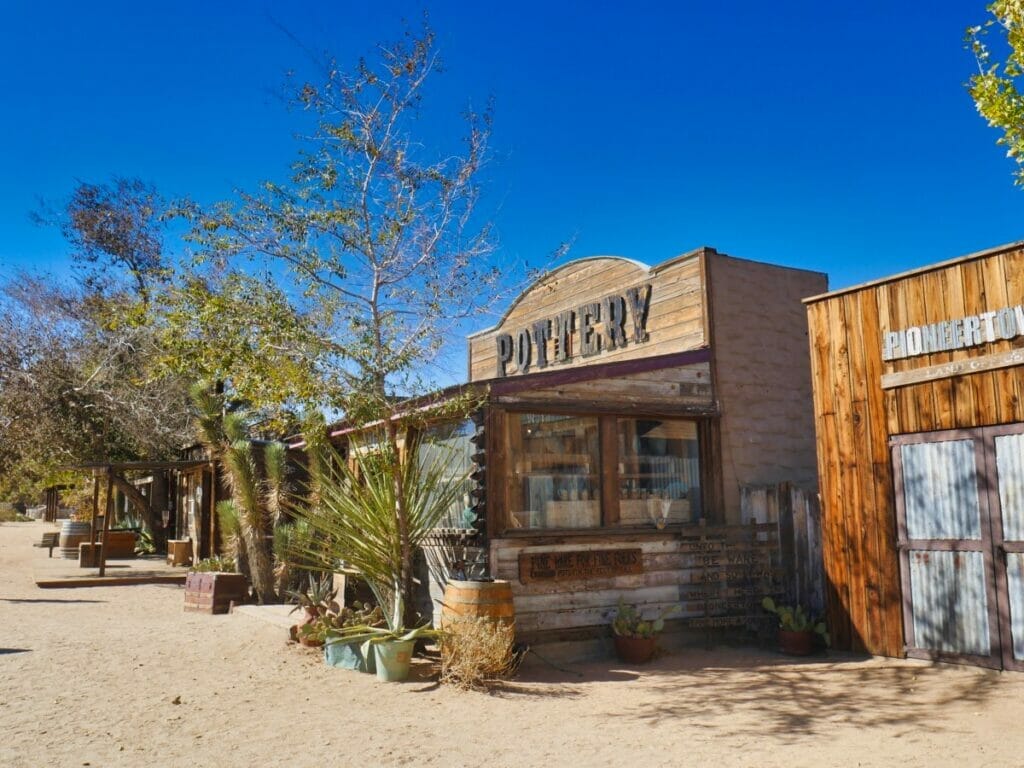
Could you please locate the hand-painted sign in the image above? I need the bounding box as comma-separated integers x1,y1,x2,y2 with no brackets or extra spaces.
495,285,652,377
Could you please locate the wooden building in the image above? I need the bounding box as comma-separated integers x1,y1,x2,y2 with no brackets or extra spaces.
427,247,826,646
804,240,1024,670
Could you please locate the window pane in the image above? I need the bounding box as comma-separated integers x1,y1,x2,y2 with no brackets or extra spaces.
617,419,700,526
417,420,475,528
506,413,601,529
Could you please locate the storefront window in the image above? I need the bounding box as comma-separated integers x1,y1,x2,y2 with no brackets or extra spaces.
506,413,601,529
417,421,475,528
617,418,700,526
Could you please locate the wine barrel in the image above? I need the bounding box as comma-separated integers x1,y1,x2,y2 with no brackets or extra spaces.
59,521,92,560
440,579,515,630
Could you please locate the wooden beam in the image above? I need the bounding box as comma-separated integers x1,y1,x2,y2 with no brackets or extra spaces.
881,348,1024,389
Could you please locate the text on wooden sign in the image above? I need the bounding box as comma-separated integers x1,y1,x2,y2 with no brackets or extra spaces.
518,548,643,583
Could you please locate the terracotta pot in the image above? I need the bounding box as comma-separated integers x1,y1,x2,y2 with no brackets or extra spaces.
778,629,814,656
613,634,657,664
298,634,325,648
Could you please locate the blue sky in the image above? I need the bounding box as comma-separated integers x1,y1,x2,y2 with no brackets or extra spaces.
1,1,1021,314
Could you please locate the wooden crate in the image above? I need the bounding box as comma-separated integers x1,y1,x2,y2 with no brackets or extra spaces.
167,539,193,567
183,572,248,614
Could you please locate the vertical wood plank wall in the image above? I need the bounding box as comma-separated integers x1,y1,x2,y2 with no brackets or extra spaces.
806,243,1024,657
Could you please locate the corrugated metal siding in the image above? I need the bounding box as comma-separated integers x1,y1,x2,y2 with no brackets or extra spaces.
1008,553,1024,662
996,434,1024,541
909,550,990,655
901,440,980,540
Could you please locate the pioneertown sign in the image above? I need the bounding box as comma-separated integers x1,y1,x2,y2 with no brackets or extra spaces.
882,302,1024,362
495,285,653,377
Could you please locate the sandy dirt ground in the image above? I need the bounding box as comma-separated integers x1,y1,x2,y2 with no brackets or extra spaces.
3,520,1024,768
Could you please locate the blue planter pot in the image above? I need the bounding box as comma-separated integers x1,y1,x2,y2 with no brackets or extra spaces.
324,640,375,673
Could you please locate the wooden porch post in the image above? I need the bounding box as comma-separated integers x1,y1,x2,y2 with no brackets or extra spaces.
89,474,100,552
99,471,114,577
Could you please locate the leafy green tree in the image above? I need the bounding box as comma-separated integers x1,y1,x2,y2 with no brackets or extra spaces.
968,1,1024,185
179,23,500,421
176,24,508,620
0,178,192,524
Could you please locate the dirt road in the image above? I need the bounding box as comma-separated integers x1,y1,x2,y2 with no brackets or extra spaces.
2,520,1022,767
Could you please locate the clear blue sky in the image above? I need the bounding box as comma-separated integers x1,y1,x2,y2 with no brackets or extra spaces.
1,1,1021,301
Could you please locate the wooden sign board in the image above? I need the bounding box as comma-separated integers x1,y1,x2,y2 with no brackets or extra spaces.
518,548,643,583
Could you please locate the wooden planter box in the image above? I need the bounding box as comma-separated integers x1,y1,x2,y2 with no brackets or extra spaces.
104,531,138,558
183,572,248,614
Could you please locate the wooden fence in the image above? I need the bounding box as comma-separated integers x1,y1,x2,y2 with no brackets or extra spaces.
740,483,825,616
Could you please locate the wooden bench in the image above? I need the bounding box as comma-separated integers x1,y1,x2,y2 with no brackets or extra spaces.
33,531,60,557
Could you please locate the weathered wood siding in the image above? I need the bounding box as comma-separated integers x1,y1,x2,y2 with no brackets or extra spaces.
491,524,782,640
468,253,707,382
707,253,828,521
805,241,1024,657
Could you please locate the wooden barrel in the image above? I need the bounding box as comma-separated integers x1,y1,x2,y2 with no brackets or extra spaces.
441,579,515,629
59,521,92,560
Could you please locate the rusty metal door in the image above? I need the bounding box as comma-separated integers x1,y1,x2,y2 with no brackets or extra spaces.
893,424,1024,670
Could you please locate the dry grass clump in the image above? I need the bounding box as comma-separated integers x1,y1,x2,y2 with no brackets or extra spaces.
440,616,517,690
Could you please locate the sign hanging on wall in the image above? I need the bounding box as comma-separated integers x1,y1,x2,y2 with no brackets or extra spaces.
518,548,643,583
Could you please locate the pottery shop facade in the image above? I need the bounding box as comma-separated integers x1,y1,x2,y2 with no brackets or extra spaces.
805,240,1024,670
445,247,827,646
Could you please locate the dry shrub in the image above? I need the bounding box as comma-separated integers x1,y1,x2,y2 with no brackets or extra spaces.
440,616,517,690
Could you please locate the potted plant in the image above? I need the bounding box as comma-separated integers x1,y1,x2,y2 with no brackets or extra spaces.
761,597,829,656
611,599,675,664
292,433,469,682
323,601,386,672
286,574,339,644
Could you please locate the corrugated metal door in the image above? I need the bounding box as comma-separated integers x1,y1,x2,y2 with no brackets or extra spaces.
892,424,1024,670
989,425,1024,672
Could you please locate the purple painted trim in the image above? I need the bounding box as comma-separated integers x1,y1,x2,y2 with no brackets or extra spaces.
486,347,712,396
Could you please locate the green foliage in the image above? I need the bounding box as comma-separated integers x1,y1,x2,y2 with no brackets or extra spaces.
134,528,156,555
193,385,281,603
291,434,469,634
761,597,830,644
286,573,339,617
191,555,237,573
968,2,1024,185
175,21,501,423
0,178,191,502
611,599,675,639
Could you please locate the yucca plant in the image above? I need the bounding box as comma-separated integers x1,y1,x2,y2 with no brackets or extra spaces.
192,383,282,604
292,432,468,641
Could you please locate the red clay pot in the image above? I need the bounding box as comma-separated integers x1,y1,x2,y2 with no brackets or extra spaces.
778,629,814,656
613,634,657,664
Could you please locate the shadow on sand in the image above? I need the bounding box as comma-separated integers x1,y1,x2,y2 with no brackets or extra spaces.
1,598,105,604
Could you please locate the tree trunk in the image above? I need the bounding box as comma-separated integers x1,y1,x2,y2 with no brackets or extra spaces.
241,522,277,604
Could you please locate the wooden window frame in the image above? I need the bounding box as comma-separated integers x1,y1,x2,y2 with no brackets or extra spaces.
492,407,716,536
